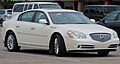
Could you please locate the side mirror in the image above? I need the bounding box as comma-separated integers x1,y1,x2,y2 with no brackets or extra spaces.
96,19,106,25
90,19,96,23
99,19,105,23
39,19,48,24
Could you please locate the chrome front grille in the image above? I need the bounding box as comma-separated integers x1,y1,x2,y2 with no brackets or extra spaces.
90,33,111,42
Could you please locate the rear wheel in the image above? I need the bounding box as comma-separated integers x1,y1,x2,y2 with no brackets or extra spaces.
50,34,67,56
97,51,109,56
5,32,20,52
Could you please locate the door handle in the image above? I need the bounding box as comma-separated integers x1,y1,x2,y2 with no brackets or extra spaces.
16,26,20,28
31,27,35,30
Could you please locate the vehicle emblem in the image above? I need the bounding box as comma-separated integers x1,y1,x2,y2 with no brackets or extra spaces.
100,35,104,39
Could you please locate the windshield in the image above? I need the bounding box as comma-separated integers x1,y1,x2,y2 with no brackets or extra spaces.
49,12,92,24
104,6,120,14
39,4,61,9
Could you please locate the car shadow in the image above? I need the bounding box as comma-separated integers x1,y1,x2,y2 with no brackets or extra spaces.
18,49,116,57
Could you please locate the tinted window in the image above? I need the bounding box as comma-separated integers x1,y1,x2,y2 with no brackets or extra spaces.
96,7,103,15
18,11,35,22
84,9,89,13
105,12,119,21
24,4,28,11
89,7,96,15
33,4,38,9
0,10,5,14
39,4,61,9
28,4,33,10
13,4,24,12
34,12,48,23
104,6,120,14
7,10,12,14
117,13,120,20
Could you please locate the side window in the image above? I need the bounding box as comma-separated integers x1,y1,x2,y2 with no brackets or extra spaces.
33,4,38,9
7,10,12,14
84,7,89,13
34,12,48,23
84,7,90,17
18,11,35,22
13,4,24,12
96,7,103,15
116,13,120,20
89,7,96,15
28,4,33,10
24,4,28,11
105,12,119,21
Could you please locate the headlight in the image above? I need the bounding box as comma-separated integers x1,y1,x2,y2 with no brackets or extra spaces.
113,31,118,38
67,30,87,39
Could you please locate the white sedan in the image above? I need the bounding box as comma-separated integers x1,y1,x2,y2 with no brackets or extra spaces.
1,9,120,56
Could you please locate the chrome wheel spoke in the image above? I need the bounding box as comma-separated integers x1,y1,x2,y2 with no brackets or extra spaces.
54,38,59,54
7,35,15,50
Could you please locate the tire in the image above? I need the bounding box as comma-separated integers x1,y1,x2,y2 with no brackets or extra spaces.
51,34,67,56
5,32,20,52
97,51,109,56
0,19,4,25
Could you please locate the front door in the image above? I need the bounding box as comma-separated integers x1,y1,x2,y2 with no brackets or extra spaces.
29,11,52,47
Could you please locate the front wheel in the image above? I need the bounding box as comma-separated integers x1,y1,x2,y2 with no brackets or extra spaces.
5,32,20,52
97,51,109,56
53,34,67,56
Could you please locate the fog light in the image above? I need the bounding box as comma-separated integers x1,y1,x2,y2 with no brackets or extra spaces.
77,45,80,48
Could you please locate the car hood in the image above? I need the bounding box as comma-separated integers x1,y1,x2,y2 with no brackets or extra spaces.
55,24,113,34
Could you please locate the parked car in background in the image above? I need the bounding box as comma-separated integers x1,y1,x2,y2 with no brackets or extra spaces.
2,9,119,56
12,2,61,18
96,11,120,38
84,5,120,21
0,9,12,24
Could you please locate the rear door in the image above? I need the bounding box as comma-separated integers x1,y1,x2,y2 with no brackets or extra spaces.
15,11,36,45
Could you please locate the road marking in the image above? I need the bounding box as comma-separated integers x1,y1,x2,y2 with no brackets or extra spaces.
53,57,79,62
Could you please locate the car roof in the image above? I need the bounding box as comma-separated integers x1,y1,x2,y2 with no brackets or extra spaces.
85,5,120,7
27,9,79,12
14,2,58,5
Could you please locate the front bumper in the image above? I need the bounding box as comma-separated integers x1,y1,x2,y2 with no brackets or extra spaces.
64,37,119,52
68,49,117,53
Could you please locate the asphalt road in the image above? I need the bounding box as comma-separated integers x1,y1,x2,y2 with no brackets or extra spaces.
0,28,120,64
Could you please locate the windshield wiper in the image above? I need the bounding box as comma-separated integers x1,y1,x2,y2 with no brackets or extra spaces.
56,23,67,24
74,23,88,24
